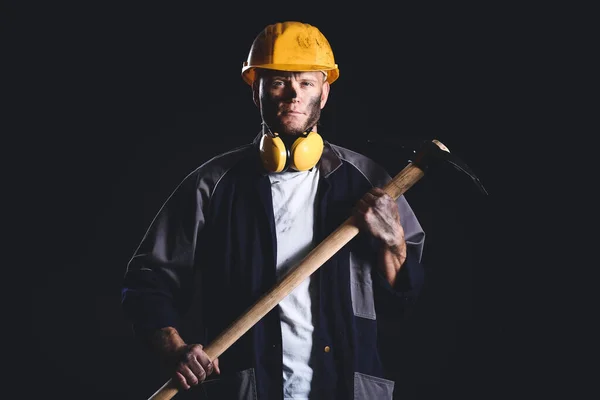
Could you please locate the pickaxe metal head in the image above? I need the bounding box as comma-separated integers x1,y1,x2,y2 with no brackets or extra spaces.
411,139,488,196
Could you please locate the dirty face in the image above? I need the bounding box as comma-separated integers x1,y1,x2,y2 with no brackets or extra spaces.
254,70,330,136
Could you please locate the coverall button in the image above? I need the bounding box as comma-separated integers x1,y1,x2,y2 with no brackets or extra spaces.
324,346,331,353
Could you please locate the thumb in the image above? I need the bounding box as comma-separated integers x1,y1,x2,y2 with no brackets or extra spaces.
212,358,221,374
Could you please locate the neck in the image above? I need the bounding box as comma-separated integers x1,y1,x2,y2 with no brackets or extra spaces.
261,124,318,137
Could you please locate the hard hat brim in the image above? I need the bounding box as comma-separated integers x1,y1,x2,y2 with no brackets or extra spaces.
242,64,339,85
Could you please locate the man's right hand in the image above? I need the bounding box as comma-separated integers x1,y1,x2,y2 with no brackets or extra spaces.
173,344,221,390
150,327,221,390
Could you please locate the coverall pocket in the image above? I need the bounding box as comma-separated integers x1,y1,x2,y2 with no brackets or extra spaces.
201,367,257,400
354,371,395,400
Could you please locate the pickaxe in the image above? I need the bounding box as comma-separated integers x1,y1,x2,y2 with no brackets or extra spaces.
145,139,487,400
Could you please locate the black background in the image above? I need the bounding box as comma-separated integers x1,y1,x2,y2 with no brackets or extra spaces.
6,1,552,399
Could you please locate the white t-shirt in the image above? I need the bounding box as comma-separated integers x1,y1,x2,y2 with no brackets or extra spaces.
268,167,320,400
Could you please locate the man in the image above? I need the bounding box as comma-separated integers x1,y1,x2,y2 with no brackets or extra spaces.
122,21,426,400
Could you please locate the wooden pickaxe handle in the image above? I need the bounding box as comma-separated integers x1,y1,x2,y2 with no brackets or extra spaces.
146,140,449,400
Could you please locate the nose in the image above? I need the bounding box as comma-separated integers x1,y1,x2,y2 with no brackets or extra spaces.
283,82,299,101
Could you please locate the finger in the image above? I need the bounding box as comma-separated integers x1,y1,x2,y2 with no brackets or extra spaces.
356,191,380,213
353,206,372,233
175,371,191,390
176,365,198,388
354,189,389,224
369,187,386,197
355,198,370,213
183,351,205,381
213,358,221,375
195,349,213,376
188,344,214,380
363,190,379,204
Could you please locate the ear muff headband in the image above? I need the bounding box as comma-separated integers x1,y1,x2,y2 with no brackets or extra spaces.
259,131,324,173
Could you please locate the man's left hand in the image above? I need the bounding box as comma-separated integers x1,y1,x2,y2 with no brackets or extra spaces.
353,187,407,284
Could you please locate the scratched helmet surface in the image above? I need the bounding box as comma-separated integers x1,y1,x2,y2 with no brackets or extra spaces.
241,21,340,85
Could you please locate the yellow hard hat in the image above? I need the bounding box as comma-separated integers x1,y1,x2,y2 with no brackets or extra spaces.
241,21,340,86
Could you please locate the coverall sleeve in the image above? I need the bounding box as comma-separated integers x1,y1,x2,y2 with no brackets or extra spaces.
121,171,206,339
372,194,426,312
372,195,426,379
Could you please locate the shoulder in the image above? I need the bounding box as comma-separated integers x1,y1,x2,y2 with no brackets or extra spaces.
178,143,256,194
329,143,392,187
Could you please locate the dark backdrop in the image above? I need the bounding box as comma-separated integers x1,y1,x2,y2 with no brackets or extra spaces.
7,2,538,399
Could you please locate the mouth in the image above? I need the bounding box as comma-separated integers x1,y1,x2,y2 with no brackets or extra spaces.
281,109,305,116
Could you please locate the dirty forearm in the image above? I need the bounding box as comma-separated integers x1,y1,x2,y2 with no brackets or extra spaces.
149,326,187,362
378,241,407,287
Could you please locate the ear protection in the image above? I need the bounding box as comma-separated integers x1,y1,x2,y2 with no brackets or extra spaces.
259,131,324,173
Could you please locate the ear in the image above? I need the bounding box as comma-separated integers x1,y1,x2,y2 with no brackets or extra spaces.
320,81,330,109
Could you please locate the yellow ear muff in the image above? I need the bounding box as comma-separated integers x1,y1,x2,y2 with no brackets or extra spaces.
259,134,288,173
289,131,324,171
259,131,324,173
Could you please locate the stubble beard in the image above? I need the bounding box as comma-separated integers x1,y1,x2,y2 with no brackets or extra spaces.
264,95,322,136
